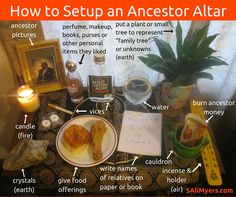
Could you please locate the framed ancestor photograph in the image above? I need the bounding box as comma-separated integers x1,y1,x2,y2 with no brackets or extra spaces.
15,39,66,93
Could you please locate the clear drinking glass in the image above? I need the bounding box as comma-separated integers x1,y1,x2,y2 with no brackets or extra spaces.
123,71,152,106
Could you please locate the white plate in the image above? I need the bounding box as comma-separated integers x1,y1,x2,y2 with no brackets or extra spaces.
56,115,117,167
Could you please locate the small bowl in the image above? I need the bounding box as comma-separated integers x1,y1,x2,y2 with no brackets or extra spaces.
169,127,208,159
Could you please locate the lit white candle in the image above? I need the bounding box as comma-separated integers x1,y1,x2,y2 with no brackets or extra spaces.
17,85,40,112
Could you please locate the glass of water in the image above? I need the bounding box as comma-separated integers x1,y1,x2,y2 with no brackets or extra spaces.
123,71,152,108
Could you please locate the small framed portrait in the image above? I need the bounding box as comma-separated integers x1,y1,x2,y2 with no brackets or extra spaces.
16,39,66,93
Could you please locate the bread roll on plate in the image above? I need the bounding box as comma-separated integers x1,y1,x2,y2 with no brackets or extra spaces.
62,125,90,154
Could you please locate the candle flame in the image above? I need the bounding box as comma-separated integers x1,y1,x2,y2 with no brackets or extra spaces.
19,89,33,98
18,85,34,99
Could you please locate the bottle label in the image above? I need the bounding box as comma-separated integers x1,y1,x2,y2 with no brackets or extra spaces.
89,75,112,98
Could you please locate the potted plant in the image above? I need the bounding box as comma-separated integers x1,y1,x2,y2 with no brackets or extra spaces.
139,22,228,109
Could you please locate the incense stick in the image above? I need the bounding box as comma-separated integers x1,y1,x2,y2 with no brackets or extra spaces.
48,103,73,115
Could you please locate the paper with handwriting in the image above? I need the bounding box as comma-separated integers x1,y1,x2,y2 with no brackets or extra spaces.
118,111,162,156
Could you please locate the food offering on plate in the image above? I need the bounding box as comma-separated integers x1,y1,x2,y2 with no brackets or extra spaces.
56,115,117,167
62,125,91,154
62,121,107,161
90,120,107,161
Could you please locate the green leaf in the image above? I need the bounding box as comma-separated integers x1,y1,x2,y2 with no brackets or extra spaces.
198,34,219,50
138,55,177,81
176,21,183,59
146,54,164,62
150,63,175,75
182,38,195,58
193,25,209,46
190,57,228,73
138,56,154,66
153,37,176,62
192,72,214,81
204,56,228,66
139,54,164,66
183,25,209,58
168,21,174,28
193,47,216,61
178,54,193,71
147,54,178,73
209,57,228,66
150,63,177,81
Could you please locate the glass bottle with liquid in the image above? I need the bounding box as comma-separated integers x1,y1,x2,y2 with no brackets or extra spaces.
87,54,115,102
66,60,84,104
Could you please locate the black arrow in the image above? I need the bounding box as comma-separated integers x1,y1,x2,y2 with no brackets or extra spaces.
79,54,85,64
163,29,173,33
